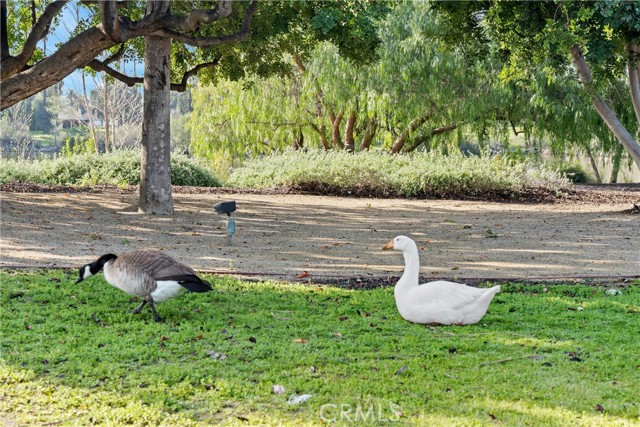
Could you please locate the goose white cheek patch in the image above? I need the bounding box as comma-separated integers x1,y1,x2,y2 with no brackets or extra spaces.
83,265,93,279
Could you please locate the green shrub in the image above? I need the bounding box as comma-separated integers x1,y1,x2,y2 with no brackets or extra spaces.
555,163,591,183
0,151,221,187
228,149,571,197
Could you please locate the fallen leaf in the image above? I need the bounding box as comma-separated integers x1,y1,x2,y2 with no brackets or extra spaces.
194,333,203,340
333,332,343,337
339,316,348,321
395,366,407,375
293,338,308,344
297,271,310,279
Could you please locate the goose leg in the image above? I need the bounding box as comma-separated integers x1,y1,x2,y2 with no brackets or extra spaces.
148,299,162,323
132,300,147,314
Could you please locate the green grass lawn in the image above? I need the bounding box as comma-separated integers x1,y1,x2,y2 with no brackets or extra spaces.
1,270,638,426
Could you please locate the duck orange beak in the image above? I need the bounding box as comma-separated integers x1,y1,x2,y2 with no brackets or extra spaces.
381,239,394,250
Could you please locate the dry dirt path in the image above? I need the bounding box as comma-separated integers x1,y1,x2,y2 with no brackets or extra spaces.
1,189,639,284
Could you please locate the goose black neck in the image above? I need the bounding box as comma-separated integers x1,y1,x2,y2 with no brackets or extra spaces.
91,253,117,274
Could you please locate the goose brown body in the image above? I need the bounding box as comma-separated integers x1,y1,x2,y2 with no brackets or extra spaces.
76,250,211,322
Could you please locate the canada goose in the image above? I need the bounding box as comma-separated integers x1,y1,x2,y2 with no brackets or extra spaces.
382,236,500,325
75,250,212,322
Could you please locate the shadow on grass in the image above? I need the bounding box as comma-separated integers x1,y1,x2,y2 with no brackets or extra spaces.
1,270,639,426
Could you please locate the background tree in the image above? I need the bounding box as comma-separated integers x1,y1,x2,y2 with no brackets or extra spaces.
0,102,34,158
434,1,640,170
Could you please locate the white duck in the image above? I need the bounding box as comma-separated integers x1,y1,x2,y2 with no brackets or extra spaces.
382,235,500,325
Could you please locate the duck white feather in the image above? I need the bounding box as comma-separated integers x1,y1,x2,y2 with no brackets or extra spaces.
382,236,500,325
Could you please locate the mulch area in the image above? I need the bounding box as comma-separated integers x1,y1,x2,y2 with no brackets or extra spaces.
2,182,639,205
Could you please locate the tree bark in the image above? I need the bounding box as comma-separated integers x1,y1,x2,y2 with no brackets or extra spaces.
404,123,457,153
343,110,356,152
139,34,174,214
570,45,640,170
584,145,602,184
610,143,623,184
1,1,9,61
390,114,431,154
103,79,111,152
330,110,344,149
360,117,378,151
81,70,100,153
627,45,640,125
1,26,116,110
293,127,304,149
309,123,330,150
0,0,67,81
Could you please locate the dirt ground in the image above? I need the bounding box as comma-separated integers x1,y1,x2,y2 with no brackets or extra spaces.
1,186,639,285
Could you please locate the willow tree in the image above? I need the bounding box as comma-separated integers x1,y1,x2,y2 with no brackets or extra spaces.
1,0,389,213
189,43,381,165
190,2,512,160
434,1,640,173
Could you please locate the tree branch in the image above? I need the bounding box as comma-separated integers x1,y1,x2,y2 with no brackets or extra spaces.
88,58,142,86
390,114,432,154
98,0,123,42
0,0,67,80
154,0,258,47
627,44,640,124
571,44,640,168
161,0,233,32
403,124,457,153
88,56,222,92
104,43,126,64
171,57,222,92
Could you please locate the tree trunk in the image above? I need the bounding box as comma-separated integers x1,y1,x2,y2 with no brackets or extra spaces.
570,45,640,171
404,123,457,153
103,79,111,153
310,123,330,150
627,45,640,124
139,34,174,214
81,71,100,153
360,117,378,151
610,143,623,184
343,110,356,152
293,127,304,149
584,145,602,184
390,114,430,154
0,1,9,61
330,110,344,149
